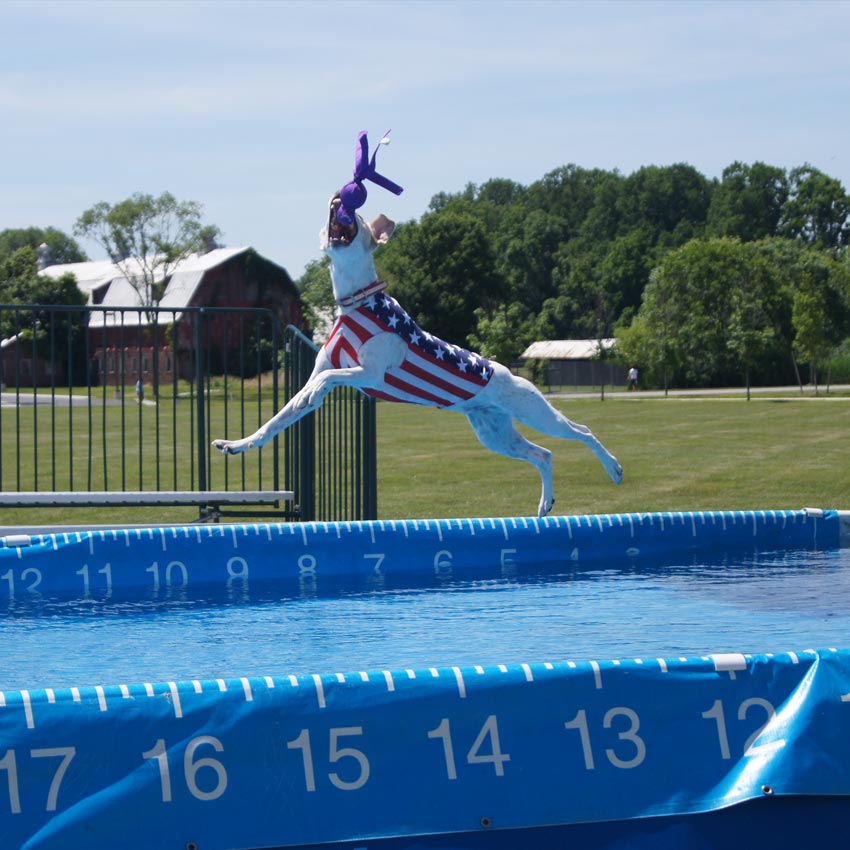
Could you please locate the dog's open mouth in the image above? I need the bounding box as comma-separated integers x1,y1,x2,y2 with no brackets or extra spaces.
327,197,357,247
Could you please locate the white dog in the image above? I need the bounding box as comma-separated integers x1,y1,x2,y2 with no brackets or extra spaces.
213,195,623,517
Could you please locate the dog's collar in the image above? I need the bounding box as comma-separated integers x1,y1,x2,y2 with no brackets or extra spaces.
337,280,388,308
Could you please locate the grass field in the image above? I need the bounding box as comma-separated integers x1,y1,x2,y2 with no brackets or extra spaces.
0,393,280,527
0,391,847,526
376,394,850,519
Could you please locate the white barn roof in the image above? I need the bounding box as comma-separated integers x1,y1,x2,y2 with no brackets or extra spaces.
39,257,118,297
520,339,618,360
41,247,250,326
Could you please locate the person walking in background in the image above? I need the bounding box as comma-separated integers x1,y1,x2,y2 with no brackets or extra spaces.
135,377,144,404
628,366,638,391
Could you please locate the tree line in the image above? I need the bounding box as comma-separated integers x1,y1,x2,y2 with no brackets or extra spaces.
3,167,850,392
299,160,850,389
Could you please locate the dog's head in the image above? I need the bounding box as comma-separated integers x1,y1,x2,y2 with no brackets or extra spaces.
322,194,395,256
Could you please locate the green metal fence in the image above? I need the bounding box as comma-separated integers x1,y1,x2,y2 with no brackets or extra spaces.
0,304,377,522
281,325,377,521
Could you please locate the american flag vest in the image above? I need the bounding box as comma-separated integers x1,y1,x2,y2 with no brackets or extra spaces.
324,292,494,408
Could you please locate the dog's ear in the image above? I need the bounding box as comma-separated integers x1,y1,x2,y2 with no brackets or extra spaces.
370,214,395,245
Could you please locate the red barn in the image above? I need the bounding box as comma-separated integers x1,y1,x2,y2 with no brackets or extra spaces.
40,247,309,387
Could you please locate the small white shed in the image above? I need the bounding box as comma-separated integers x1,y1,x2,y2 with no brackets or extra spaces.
520,339,628,390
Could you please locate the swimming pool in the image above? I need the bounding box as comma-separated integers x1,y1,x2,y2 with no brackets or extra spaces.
1,509,849,849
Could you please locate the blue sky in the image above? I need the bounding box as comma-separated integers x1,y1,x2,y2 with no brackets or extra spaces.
1,0,849,279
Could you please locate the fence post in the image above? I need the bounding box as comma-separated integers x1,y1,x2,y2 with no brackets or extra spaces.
295,334,316,522
195,310,207,491
363,394,378,519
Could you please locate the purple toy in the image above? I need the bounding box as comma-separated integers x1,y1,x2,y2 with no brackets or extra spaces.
337,130,404,225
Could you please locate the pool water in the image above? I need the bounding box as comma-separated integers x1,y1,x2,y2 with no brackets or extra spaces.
3,546,849,690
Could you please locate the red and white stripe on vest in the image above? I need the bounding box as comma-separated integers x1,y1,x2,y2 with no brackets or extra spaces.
324,292,494,408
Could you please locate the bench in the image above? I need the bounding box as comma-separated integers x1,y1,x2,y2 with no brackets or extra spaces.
0,490,296,523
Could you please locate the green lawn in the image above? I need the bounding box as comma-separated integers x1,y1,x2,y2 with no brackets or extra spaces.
0,394,280,527
376,396,850,518
0,393,847,526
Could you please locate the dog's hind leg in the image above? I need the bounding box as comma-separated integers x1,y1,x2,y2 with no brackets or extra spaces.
466,408,555,518
485,365,623,486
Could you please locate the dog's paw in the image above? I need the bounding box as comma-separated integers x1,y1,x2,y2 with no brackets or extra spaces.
538,495,555,518
609,460,624,485
212,438,246,455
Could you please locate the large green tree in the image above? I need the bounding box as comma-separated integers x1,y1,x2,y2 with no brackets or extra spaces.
781,165,850,253
616,163,712,242
725,247,782,398
706,161,789,242
619,238,778,388
526,165,612,237
541,235,611,339
75,192,221,315
377,211,503,346
475,206,567,357
786,250,850,391
76,192,221,397
0,246,86,306
0,246,87,383
533,165,711,343
617,266,680,394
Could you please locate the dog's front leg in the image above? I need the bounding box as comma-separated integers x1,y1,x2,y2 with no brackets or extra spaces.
212,357,338,455
211,382,319,455
213,365,372,455
212,333,404,456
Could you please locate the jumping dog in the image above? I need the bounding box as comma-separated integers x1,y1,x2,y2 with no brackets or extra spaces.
213,134,623,516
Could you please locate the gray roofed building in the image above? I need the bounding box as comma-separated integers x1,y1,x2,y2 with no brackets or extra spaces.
520,339,617,361
520,338,627,391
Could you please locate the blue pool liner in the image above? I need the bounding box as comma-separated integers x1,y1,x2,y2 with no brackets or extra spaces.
0,508,844,598
0,508,848,850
